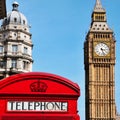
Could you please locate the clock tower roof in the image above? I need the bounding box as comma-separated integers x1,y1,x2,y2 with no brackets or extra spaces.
89,0,113,32
94,0,105,12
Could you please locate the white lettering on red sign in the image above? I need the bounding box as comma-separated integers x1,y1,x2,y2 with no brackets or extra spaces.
7,101,68,112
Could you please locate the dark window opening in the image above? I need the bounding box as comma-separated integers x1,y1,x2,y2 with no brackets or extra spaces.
14,18,17,22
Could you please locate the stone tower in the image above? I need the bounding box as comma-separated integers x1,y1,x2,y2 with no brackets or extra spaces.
84,0,116,119
0,2,33,79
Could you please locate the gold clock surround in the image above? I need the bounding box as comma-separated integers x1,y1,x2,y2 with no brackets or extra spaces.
93,41,111,58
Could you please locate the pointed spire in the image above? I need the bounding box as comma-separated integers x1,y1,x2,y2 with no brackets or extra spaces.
94,0,105,12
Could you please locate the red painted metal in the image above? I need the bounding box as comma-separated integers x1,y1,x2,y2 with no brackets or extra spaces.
0,72,80,120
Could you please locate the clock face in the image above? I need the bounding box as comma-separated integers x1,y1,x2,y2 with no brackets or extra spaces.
94,43,110,56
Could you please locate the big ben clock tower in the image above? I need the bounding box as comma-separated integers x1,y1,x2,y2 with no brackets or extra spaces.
84,0,116,120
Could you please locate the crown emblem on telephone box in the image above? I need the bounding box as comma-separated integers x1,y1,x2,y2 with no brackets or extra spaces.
30,80,48,92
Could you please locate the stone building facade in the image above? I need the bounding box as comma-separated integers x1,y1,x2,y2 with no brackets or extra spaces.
0,2,33,79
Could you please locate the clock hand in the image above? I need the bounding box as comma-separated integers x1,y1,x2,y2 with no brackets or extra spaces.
101,48,104,52
101,48,106,55
102,51,106,55
101,48,106,52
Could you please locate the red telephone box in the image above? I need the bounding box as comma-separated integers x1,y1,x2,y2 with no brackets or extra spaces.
0,72,80,120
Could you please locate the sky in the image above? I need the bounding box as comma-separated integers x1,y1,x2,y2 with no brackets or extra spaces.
4,0,120,120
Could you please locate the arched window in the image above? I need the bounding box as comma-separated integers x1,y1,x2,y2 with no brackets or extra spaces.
23,61,29,70
11,59,17,68
14,18,17,22
0,61,5,68
12,45,18,54
0,46,3,53
23,20,25,25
